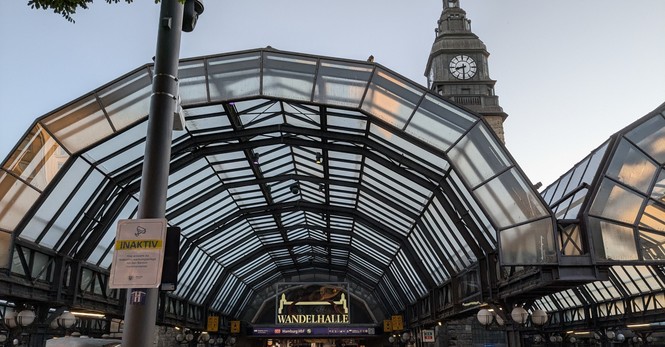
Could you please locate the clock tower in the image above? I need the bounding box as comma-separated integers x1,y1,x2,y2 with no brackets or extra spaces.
425,0,508,143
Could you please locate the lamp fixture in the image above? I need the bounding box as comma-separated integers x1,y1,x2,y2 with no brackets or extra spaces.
318,183,325,192
510,306,528,325
531,309,548,326
16,309,36,327
50,311,77,329
315,152,323,165
252,152,260,165
290,183,300,195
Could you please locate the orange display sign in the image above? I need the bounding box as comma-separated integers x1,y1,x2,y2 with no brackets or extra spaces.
391,315,403,331
207,316,219,332
384,319,393,332
230,320,241,334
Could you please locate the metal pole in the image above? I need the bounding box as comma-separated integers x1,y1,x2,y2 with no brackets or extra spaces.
121,0,183,346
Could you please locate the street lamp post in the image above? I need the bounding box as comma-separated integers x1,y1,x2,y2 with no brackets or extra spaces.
120,0,184,346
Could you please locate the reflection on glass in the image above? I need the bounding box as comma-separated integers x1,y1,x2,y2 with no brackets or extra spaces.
475,169,549,228
98,69,151,130
590,178,644,224
314,60,372,107
3,125,68,191
0,231,11,269
178,60,208,104
263,52,317,101
589,218,638,261
362,70,422,129
208,53,261,101
448,123,511,188
626,113,665,164
0,171,40,231
607,140,657,194
499,218,555,264
405,95,474,152
640,202,665,232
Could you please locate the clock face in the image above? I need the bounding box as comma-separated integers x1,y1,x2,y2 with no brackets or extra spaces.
449,55,477,79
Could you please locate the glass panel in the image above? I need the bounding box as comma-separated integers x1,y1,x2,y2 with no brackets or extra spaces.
313,60,372,108
369,123,449,176
639,230,665,260
601,221,638,260
588,218,638,261
208,52,261,101
652,169,665,202
581,142,609,186
626,114,665,164
0,171,40,231
262,52,317,101
448,123,511,188
0,231,11,269
3,125,68,191
89,199,138,266
589,178,644,224
500,218,556,264
474,168,549,229
640,202,665,232
563,190,588,220
361,69,422,129
406,94,475,152
42,96,113,153
549,170,572,206
607,140,657,194
23,158,96,246
32,252,50,281
98,69,152,130
178,59,208,105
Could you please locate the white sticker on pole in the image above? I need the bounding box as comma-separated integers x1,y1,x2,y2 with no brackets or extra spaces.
109,219,167,289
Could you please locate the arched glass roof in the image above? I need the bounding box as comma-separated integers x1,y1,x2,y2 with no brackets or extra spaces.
0,48,554,320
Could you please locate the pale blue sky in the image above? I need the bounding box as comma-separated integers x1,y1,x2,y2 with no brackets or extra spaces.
1,1,664,187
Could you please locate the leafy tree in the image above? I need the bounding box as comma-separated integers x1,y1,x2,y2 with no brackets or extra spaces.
27,0,185,22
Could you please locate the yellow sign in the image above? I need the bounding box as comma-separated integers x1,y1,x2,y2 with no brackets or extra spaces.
391,315,404,331
384,319,393,332
230,320,241,334
207,316,219,332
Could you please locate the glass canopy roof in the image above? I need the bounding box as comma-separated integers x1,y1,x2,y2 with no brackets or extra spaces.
0,48,554,320
535,102,665,324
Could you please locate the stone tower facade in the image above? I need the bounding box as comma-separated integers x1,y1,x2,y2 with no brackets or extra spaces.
425,0,508,143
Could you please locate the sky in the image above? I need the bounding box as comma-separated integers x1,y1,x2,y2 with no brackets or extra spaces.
1,0,664,188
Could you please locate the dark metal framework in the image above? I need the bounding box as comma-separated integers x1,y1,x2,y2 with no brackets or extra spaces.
15,48,665,336
528,103,665,335
0,48,553,325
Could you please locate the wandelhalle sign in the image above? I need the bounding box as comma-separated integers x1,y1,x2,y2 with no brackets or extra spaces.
109,219,167,289
276,283,350,325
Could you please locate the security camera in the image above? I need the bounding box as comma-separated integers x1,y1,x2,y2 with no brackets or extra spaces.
182,0,204,32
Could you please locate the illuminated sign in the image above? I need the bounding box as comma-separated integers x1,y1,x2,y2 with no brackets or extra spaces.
253,327,375,336
276,283,350,325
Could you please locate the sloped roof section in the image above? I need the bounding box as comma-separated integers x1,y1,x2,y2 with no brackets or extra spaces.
536,102,665,326
0,48,554,319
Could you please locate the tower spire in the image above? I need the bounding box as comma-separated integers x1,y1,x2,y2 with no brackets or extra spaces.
425,1,508,143
443,0,459,10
